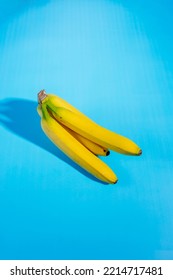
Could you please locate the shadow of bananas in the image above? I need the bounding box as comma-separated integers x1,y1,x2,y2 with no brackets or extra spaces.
0,97,106,184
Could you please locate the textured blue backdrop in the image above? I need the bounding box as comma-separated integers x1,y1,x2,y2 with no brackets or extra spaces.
0,0,173,260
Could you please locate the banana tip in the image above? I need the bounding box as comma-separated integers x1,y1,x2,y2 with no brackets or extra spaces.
113,179,118,184
138,149,142,156
106,150,110,156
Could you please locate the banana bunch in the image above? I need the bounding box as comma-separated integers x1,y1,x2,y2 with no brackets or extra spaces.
37,90,142,184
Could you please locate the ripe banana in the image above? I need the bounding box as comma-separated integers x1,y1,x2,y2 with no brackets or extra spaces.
37,104,110,156
39,101,118,184
37,89,142,184
46,105,142,156
41,92,141,156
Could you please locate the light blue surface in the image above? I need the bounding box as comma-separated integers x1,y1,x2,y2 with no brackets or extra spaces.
0,0,173,260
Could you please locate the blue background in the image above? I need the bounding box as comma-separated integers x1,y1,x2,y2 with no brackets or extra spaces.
0,0,173,260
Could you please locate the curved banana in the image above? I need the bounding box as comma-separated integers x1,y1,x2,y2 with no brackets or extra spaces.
38,90,142,156
37,104,110,156
47,105,142,156
39,102,117,184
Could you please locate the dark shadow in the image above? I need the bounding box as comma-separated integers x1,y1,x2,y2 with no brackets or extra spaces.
0,97,106,184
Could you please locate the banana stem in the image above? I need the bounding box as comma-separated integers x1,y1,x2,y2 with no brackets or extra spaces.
38,89,47,104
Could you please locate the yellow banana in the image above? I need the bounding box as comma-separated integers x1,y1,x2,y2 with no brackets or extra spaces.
47,105,142,156
38,90,142,156
39,101,117,184
37,104,110,156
